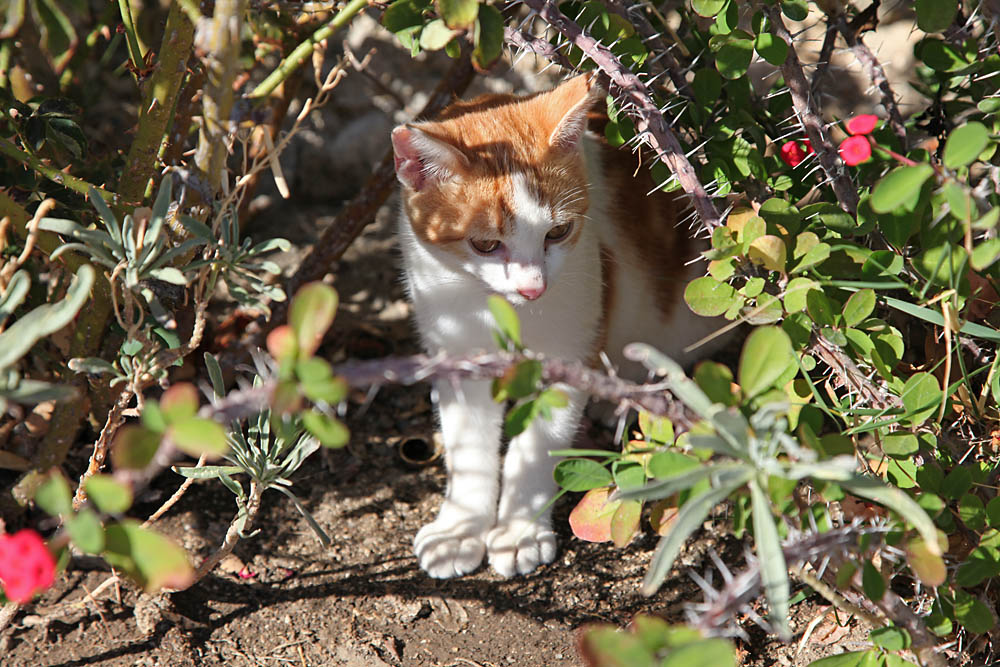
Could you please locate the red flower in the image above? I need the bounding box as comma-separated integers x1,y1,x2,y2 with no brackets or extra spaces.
779,140,812,167
839,135,872,166
0,530,56,604
845,114,879,136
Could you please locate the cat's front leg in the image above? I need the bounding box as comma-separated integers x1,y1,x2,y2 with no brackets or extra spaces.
487,386,585,577
415,378,504,578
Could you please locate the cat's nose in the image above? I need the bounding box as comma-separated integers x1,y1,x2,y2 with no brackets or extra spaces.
517,285,546,300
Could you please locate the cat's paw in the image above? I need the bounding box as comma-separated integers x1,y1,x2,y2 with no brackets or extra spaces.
414,519,488,579
486,519,557,578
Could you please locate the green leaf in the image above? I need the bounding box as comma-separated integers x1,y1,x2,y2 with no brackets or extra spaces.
159,383,199,423
901,372,942,426
861,560,885,602
302,410,349,448
944,122,990,169
754,32,788,66
492,359,542,402
0,264,95,371
954,589,996,634
747,235,787,272
882,433,918,458
870,165,934,214
647,451,700,480
959,493,987,531
842,289,875,327
987,496,1000,528
382,0,424,33
915,0,957,32
716,38,753,80
684,276,739,317
780,0,808,21
905,537,947,586
112,425,163,469
554,458,613,491
579,626,655,667
692,0,727,17
841,476,941,558
103,520,194,592
84,474,133,514
35,471,73,516
436,0,477,29
611,499,642,547
289,283,339,359
692,68,722,105
472,3,503,69
168,417,229,457
941,466,973,499
660,639,737,667
738,326,795,399
955,547,1000,587
67,509,105,555
870,626,910,651
419,18,456,50
488,294,522,349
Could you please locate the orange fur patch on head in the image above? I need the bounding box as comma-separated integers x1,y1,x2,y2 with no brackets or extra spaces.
399,76,600,247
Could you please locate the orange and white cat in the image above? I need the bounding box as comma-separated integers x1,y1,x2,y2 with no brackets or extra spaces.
391,74,721,579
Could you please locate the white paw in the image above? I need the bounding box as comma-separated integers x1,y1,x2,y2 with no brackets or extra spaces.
414,518,488,579
486,519,557,578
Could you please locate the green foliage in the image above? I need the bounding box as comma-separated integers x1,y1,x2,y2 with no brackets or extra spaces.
580,614,737,667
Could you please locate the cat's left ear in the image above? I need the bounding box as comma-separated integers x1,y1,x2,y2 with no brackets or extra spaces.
545,73,605,153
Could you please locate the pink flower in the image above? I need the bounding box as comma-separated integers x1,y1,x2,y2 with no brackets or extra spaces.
839,135,872,166
845,114,879,136
0,530,56,604
779,140,812,167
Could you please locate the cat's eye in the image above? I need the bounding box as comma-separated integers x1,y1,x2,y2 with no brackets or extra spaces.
545,222,573,242
470,239,501,254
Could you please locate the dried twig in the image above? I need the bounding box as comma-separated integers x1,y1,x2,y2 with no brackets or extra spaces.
809,332,900,411
518,0,723,232
764,6,859,214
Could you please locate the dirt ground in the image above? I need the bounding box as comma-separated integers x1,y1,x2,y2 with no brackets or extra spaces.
2,202,875,667
0,10,928,666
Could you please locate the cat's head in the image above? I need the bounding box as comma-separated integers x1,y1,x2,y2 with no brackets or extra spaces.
391,74,603,303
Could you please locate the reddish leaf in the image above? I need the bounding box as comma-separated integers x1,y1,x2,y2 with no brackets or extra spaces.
611,500,642,547
569,487,619,543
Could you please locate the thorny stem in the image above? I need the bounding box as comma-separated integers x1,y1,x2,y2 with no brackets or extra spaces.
519,0,724,231
249,0,369,100
835,15,908,150
143,454,208,528
763,6,859,215
809,332,900,411
0,137,120,205
72,389,134,510
117,1,196,208
116,0,146,80
194,0,249,194
606,0,696,102
0,199,56,288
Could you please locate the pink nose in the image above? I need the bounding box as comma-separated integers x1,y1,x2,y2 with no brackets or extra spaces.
517,285,545,300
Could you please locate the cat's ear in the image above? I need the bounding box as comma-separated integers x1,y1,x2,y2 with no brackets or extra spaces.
545,73,605,153
391,124,468,191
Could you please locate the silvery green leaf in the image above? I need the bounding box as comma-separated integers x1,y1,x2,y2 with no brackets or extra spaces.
783,456,857,481
281,435,320,475
148,267,188,285
686,432,741,458
171,465,244,479
147,238,206,271
616,462,750,502
4,379,77,404
248,260,282,275
150,173,173,232
38,217,115,249
88,186,122,246
0,270,30,329
641,471,753,596
750,479,791,640
126,266,140,288
204,352,225,398
122,214,136,258
248,238,291,255
178,215,213,241
709,409,752,455
49,242,117,268
273,485,331,546
69,357,119,376
144,292,174,327
0,265,95,371
218,471,246,500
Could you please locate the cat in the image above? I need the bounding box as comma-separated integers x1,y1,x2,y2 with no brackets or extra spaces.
390,73,723,579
